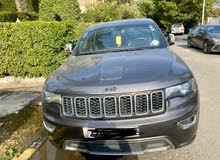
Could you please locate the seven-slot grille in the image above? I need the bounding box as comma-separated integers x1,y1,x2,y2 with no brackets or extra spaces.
61,91,165,119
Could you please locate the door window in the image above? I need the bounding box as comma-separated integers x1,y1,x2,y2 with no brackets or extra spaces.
192,26,201,34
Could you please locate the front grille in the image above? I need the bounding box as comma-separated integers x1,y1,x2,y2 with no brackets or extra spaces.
151,91,164,113
61,91,165,119
89,97,102,118
103,96,117,117
135,94,148,115
119,95,132,117
75,97,87,117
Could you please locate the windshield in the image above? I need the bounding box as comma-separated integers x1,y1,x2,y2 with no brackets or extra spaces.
172,24,183,28
206,26,220,33
76,24,166,54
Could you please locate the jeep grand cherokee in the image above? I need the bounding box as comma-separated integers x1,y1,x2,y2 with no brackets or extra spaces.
42,19,199,155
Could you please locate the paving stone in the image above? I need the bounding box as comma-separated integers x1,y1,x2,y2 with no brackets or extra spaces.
0,92,40,117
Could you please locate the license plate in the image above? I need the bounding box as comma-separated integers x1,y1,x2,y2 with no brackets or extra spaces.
83,128,140,138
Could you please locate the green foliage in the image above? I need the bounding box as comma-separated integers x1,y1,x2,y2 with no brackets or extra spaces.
137,0,214,28
118,3,142,19
26,0,40,12
0,0,17,12
0,12,17,22
81,2,120,22
81,2,142,23
0,149,20,160
39,0,80,21
137,0,155,18
0,11,38,22
153,0,178,28
0,21,92,78
17,12,38,21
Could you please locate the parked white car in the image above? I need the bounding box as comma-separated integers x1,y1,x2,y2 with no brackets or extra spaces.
171,23,185,34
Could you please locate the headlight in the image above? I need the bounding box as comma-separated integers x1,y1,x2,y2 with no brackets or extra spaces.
212,38,220,43
42,89,61,103
166,79,196,99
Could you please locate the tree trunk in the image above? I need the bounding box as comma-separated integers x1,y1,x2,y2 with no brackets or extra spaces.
15,0,28,12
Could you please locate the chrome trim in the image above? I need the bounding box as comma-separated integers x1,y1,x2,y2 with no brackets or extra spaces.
150,91,165,114
177,114,197,130
103,96,117,118
74,97,88,118
119,95,133,117
63,136,175,155
61,90,165,119
62,96,74,117
134,94,149,116
88,97,102,118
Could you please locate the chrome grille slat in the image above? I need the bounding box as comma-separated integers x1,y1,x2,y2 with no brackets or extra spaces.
62,96,74,116
103,96,117,118
134,94,148,115
119,95,133,117
74,97,87,118
151,91,164,113
89,97,102,118
61,90,165,119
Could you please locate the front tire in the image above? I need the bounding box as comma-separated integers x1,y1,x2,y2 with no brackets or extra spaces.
187,38,192,48
203,41,210,54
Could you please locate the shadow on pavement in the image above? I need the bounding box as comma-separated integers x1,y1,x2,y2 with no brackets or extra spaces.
31,140,139,160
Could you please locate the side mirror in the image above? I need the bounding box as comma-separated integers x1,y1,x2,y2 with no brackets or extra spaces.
168,33,175,45
163,32,168,37
199,30,205,34
189,28,193,33
65,43,73,54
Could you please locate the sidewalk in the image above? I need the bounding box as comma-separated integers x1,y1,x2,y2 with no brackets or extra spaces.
0,76,45,92
0,77,45,157
0,76,45,117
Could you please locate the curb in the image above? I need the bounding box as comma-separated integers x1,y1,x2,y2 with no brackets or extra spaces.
12,148,36,160
0,76,45,84
12,130,48,160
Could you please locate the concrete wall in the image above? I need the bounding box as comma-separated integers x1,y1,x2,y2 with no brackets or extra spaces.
78,0,100,12
208,17,220,24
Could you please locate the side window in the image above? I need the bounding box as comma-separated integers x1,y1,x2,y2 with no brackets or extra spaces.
80,32,95,52
192,26,201,34
199,26,205,31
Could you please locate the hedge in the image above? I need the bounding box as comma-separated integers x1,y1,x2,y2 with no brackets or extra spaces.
26,0,40,12
0,0,17,12
0,21,92,78
39,0,80,21
0,12,38,22
80,2,142,23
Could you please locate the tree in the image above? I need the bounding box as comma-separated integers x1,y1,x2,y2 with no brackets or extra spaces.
39,0,80,21
138,0,214,29
119,3,142,19
80,2,120,22
81,2,142,23
137,0,155,18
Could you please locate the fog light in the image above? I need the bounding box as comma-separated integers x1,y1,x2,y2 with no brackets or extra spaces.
43,121,56,133
144,139,173,152
177,114,197,130
63,140,87,152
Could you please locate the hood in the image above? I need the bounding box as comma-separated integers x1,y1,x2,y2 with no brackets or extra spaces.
44,48,191,95
209,33,220,38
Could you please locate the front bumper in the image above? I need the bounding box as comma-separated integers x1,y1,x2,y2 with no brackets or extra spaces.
62,136,176,155
171,30,184,34
211,43,220,52
42,94,199,155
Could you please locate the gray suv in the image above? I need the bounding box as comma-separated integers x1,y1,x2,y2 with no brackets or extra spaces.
42,19,199,155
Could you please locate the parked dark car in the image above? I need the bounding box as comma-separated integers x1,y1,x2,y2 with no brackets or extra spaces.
187,25,220,53
42,19,199,155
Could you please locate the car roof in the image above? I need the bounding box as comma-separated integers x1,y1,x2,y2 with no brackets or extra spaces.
86,18,155,31
202,24,220,27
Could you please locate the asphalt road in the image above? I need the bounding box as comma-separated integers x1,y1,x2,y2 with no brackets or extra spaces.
31,36,220,160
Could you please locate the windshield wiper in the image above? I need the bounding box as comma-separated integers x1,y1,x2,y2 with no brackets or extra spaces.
77,46,152,55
